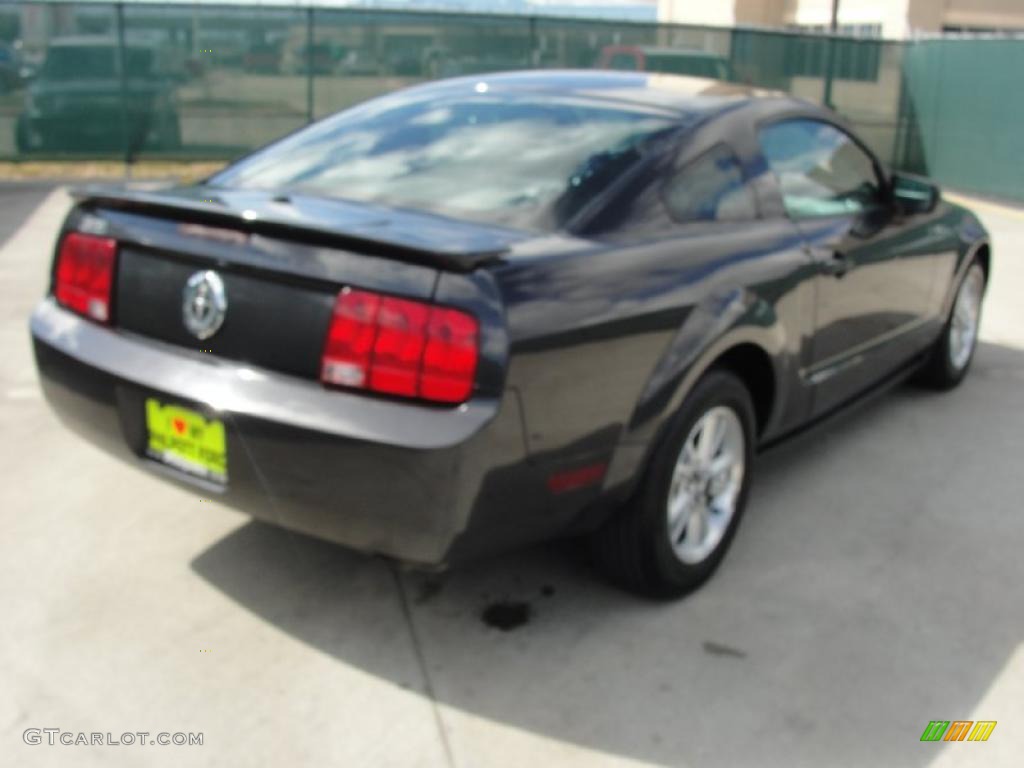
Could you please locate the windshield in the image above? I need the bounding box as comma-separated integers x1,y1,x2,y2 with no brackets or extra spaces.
40,46,154,81
209,92,680,231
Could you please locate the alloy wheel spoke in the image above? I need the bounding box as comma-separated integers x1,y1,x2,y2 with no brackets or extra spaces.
673,448,696,481
685,505,706,546
705,500,729,537
669,485,692,520
697,412,722,464
669,494,692,542
709,452,733,477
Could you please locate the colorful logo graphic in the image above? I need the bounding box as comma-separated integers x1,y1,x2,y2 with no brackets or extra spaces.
920,721,997,742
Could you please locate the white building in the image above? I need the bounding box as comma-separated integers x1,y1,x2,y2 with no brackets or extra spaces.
657,0,1024,38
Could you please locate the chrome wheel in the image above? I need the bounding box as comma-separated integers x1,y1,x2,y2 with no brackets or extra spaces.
949,264,984,371
666,406,746,565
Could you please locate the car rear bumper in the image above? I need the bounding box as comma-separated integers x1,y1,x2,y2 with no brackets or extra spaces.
30,298,537,566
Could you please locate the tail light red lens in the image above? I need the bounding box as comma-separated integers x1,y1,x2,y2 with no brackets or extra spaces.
321,289,381,389
369,297,430,397
54,232,117,323
321,287,479,405
420,306,479,403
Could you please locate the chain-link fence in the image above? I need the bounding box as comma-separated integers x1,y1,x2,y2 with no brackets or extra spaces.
0,2,1020,200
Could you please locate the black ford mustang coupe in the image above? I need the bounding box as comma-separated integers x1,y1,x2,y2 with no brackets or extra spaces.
31,71,989,597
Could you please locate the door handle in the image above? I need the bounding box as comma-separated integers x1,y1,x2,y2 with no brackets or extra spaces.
818,250,851,278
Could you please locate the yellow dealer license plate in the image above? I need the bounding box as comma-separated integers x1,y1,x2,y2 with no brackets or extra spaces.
145,398,227,483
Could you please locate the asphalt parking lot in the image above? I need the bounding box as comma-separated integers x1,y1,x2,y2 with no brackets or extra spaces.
2,184,1022,767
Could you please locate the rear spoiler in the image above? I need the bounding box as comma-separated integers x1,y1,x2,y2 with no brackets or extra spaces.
69,184,512,273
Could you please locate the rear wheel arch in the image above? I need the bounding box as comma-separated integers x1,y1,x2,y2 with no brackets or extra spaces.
942,238,990,318
973,242,990,285
605,333,780,506
651,338,780,467
707,342,776,438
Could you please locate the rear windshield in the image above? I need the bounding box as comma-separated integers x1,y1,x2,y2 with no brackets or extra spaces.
209,92,680,231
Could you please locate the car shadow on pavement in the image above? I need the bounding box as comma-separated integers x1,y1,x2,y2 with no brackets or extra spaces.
191,340,1024,767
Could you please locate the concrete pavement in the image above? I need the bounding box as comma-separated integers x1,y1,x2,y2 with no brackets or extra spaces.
2,185,1022,767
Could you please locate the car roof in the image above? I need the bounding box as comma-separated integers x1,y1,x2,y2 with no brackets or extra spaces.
609,46,727,59
48,36,117,48
47,35,155,50
405,69,802,119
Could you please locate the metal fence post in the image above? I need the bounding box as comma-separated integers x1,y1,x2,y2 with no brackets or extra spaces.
822,0,840,108
306,6,314,124
115,2,130,173
892,44,912,171
823,35,837,108
528,16,537,68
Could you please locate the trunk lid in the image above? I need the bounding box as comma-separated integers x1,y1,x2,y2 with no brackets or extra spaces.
72,183,528,272
64,185,517,387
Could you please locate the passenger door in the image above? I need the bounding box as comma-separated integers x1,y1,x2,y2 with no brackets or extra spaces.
758,118,936,416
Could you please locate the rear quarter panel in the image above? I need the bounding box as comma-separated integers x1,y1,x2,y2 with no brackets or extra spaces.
493,217,815,510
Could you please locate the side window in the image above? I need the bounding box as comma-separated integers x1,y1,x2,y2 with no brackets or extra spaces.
663,144,758,223
758,119,881,218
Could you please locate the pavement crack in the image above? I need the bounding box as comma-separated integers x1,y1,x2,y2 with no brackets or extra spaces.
392,564,457,768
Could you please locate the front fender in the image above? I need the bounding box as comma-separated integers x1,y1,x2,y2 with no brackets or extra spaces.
941,225,989,319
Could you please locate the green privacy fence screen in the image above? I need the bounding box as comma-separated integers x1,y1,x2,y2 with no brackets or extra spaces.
0,2,1021,201
898,38,1024,201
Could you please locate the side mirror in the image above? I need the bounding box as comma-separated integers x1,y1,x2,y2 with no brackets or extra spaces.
891,173,939,215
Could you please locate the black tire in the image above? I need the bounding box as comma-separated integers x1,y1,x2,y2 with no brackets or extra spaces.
591,370,756,599
916,260,986,390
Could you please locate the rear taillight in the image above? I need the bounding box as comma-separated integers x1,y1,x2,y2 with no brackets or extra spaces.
54,232,117,324
321,287,479,405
